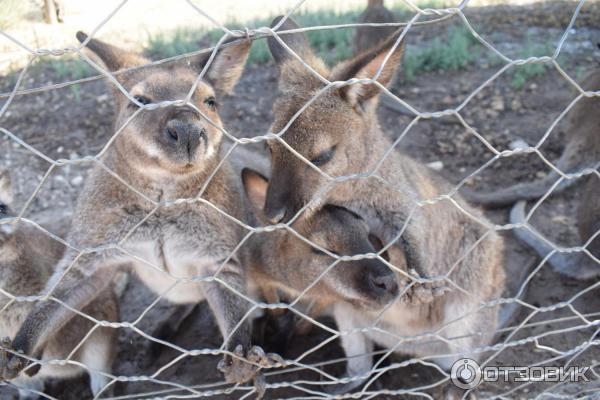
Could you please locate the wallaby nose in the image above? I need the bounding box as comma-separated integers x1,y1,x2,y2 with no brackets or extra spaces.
367,269,399,300
165,120,206,159
264,206,286,224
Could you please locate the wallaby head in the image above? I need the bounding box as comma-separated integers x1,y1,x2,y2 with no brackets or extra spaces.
243,169,399,309
264,17,403,223
76,32,251,180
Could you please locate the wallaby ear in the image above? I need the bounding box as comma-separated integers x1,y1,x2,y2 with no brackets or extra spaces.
205,38,252,95
0,169,13,208
76,31,149,71
268,16,311,65
332,30,404,106
267,16,328,91
242,168,269,213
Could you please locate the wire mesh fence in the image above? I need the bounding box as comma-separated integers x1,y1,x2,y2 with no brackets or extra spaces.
0,0,599,399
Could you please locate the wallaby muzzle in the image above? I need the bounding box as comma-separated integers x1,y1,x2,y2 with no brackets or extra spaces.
348,258,398,307
163,119,208,162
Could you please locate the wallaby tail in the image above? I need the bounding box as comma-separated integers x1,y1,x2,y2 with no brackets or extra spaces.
509,201,599,280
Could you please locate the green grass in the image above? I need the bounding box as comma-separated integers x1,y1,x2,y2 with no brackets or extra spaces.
508,43,553,89
402,26,479,81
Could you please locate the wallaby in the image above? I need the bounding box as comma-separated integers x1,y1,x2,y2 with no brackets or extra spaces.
0,33,282,391
241,168,399,316
461,69,600,208
510,173,599,280
263,16,506,392
0,170,122,399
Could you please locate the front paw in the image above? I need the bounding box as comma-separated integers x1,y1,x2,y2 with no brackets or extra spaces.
0,337,28,380
218,345,283,396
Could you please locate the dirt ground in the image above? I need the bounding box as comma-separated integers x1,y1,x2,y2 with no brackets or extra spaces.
1,2,600,400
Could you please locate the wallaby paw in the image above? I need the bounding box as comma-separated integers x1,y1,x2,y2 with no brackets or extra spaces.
218,345,283,389
400,280,450,305
0,337,27,381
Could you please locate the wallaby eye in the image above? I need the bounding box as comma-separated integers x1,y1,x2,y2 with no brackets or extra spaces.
204,96,217,110
311,145,337,167
132,95,152,106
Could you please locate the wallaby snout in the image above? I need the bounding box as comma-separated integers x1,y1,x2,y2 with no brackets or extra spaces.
164,118,207,163
365,262,398,301
344,258,398,307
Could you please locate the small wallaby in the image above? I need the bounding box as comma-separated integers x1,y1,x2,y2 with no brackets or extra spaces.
510,172,599,280
0,33,281,391
262,16,507,393
241,168,399,313
242,169,504,395
461,69,600,208
0,170,122,399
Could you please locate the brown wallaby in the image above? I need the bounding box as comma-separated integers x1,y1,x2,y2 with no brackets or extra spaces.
242,168,399,311
461,69,600,208
0,170,122,399
505,69,600,279
510,174,599,280
242,169,504,395
0,33,282,391
263,16,506,392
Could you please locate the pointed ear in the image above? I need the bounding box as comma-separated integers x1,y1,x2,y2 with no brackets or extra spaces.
76,31,148,71
205,38,251,95
268,16,311,65
0,169,13,207
332,30,404,106
267,16,328,91
242,168,269,215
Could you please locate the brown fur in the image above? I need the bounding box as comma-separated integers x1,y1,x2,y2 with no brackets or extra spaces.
242,169,399,313
0,33,280,389
508,69,600,279
463,70,600,208
0,171,120,399
263,16,506,389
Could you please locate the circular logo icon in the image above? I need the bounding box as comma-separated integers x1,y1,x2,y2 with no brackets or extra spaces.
451,358,482,389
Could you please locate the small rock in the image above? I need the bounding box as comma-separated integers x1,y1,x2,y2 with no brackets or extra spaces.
551,215,569,224
97,94,109,102
490,96,504,111
56,146,64,154
426,161,444,171
71,176,84,186
509,139,529,150
529,83,538,91
536,171,547,178
510,98,522,111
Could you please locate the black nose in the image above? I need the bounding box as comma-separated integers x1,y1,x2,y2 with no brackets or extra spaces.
264,206,286,224
367,269,399,299
164,120,206,158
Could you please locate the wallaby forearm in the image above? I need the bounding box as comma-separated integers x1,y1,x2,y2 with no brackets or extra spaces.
11,265,116,358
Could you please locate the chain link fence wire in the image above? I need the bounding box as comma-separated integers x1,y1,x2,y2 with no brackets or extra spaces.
0,0,599,398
